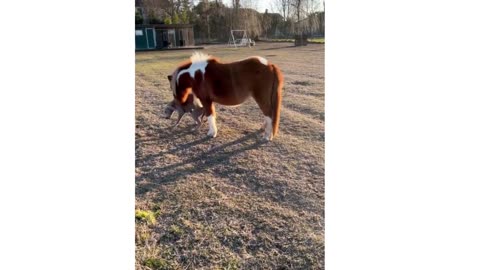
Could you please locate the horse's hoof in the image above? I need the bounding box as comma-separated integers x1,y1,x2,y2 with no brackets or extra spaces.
207,130,217,138
262,133,273,141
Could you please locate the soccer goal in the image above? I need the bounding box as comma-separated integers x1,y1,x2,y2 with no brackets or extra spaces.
228,30,254,48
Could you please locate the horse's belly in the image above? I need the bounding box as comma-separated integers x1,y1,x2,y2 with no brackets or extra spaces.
212,89,251,106
214,95,249,106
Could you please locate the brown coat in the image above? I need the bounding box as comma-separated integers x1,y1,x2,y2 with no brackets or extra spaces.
169,54,283,140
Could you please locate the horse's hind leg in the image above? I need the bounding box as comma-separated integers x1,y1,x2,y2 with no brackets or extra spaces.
252,93,273,140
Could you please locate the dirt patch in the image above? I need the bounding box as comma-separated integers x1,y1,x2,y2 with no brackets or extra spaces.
136,42,324,269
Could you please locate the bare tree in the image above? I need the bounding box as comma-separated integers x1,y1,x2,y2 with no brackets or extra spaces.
141,0,166,23
305,0,321,14
261,9,273,38
271,0,290,21
291,0,304,23
230,0,240,29
232,0,262,38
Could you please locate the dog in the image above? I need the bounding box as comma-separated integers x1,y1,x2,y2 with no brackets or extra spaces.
164,94,205,130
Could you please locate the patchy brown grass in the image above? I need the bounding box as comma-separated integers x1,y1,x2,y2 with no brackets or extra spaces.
136,43,324,270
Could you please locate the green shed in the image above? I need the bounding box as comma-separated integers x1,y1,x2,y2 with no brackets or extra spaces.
135,24,195,51
135,27,156,50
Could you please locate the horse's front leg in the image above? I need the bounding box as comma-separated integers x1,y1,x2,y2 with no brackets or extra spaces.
203,100,217,138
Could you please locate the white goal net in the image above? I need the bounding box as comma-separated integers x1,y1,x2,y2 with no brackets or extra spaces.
227,30,253,48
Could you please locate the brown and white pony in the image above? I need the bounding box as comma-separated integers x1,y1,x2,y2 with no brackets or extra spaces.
167,52,284,140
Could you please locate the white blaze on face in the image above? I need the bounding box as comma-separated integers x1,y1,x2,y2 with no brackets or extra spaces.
207,115,218,138
264,116,273,140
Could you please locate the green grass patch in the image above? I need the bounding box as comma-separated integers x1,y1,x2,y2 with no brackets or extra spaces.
308,38,325,43
144,257,170,270
137,230,151,242
222,257,240,270
267,38,324,44
135,210,157,225
169,224,184,236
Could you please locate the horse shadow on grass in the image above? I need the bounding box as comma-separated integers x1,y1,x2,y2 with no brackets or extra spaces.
136,116,323,213
136,130,268,195
136,128,322,217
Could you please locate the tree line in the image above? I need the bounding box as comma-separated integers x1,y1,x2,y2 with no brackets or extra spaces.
135,0,324,42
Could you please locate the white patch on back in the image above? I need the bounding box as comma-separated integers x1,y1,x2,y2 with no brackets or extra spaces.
176,52,211,84
254,56,268,66
237,56,268,66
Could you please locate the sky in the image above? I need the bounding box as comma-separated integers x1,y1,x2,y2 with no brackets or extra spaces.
193,0,324,14
256,0,274,13
254,0,325,13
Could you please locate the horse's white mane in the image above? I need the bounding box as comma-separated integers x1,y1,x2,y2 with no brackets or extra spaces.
171,52,211,94
190,51,211,63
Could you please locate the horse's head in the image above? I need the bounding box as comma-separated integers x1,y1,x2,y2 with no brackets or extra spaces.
169,53,211,104
167,69,193,105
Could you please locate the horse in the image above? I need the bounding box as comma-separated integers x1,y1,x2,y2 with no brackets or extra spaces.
167,52,284,140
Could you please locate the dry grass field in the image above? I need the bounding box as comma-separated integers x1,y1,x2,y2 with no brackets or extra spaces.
135,42,324,270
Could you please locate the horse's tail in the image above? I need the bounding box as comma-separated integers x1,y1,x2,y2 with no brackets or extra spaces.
271,64,283,138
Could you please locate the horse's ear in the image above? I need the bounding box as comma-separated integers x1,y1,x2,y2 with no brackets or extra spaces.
167,75,172,81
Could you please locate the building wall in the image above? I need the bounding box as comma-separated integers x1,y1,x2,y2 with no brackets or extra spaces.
135,28,148,50
136,25,195,50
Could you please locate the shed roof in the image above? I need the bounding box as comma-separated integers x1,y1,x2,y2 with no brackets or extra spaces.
136,24,194,29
